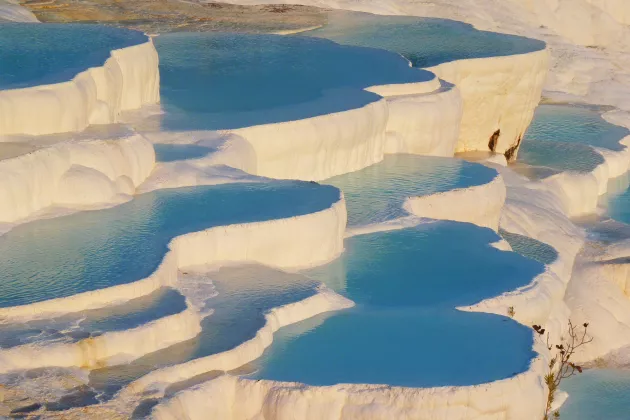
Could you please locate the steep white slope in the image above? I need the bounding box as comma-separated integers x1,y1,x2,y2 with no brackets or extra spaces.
565,241,630,363
404,173,506,230
230,100,388,181
382,83,463,157
0,0,37,22
0,302,203,372
426,49,549,156
586,0,630,25
0,39,160,136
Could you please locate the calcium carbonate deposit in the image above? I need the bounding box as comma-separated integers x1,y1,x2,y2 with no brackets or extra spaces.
4,0,630,418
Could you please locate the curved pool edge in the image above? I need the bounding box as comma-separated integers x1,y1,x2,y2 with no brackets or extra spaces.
0,30,159,136
0,298,203,373
0,195,347,321
150,348,547,420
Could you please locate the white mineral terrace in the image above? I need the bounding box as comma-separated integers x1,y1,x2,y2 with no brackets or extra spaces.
4,1,630,418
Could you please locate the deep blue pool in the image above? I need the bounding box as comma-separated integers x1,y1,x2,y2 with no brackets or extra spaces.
0,182,340,307
251,222,540,387
0,23,147,90
153,32,433,131
305,11,545,68
324,155,497,227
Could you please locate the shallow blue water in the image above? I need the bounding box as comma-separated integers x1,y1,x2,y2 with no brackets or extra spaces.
325,155,497,227
252,223,540,387
88,265,320,397
525,105,628,152
561,369,630,419
0,23,147,89
500,229,558,265
518,105,629,175
153,144,215,162
153,32,433,131
306,11,545,68
0,182,340,307
0,288,186,348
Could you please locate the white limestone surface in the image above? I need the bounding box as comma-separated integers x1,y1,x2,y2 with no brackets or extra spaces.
146,77,462,183
426,48,549,156
0,0,37,22
383,83,463,157
540,137,630,218
0,38,160,137
0,196,347,321
564,245,630,364
404,173,506,231
0,133,155,224
230,100,388,181
0,301,203,372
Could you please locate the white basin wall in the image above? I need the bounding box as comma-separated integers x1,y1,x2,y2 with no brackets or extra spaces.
426,48,549,157
0,197,347,320
151,356,546,420
0,303,203,372
383,84,463,157
0,134,155,224
404,172,506,231
0,39,160,137
228,78,464,181
231,100,389,181
227,46,549,179
585,0,630,25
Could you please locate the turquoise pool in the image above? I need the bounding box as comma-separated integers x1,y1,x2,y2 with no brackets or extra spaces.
561,369,630,420
500,229,558,265
324,155,497,227
88,264,320,398
0,182,340,308
518,105,629,176
305,10,545,68
0,23,147,90
153,32,433,131
251,222,540,387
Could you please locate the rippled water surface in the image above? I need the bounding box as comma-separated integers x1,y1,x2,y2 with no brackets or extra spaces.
307,10,545,67
500,230,558,265
518,105,629,175
325,155,497,227
0,23,147,89
153,32,432,131
0,288,187,349
252,223,541,387
0,182,339,307
88,264,319,397
561,369,630,419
